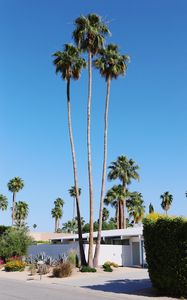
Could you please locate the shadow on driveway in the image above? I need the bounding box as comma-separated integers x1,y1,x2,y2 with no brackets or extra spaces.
83,278,161,297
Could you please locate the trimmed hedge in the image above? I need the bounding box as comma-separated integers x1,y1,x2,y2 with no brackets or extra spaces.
143,217,187,297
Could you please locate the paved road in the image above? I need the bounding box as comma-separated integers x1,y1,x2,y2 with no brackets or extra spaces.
0,276,176,300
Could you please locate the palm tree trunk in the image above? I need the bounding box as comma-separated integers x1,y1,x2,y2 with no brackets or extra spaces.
122,181,126,229
12,192,16,226
116,203,119,229
93,78,111,267
73,197,76,220
119,200,122,229
67,78,86,266
55,218,57,232
87,51,94,267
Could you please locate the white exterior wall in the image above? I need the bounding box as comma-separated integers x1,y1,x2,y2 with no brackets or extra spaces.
28,243,79,259
83,244,132,266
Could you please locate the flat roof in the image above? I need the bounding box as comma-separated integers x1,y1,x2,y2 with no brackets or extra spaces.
50,226,143,241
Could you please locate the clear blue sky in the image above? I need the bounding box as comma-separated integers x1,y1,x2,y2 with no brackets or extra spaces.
0,0,187,231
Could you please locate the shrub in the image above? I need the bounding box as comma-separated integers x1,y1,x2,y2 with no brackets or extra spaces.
53,261,73,278
80,266,97,273
38,263,50,275
28,264,37,275
68,250,79,267
143,217,187,298
5,260,26,272
103,263,113,272
104,261,119,268
0,228,33,260
0,226,10,235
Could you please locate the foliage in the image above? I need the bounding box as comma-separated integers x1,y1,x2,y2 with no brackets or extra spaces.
145,213,166,222
53,261,73,278
149,203,154,214
104,261,119,268
143,217,187,297
160,191,173,215
103,263,113,272
28,264,37,275
0,225,10,235
26,252,56,266
5,260,26,272
14,201,29,227
0,194,8,211
126,192,145,223
68,250,79,267
0,228,33,259
7,177,24,193
80,265,97,272
38,263,50,275
51,198,64,232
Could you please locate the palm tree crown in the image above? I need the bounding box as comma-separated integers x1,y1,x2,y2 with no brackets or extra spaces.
108,156,140,185
126,192,145,224
15,201,29,227
68,186,81,198
7,177,24,193
94,44,129,80
0,194,8,211
53,44,86,81
160,191,173,215
73,14,110,54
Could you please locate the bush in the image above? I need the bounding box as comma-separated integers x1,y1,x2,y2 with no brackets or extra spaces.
38,263,50,275
28,264,37,275
143,217,187,298
104,261,119,268
0,226,10,235
103,263,113,272
68,250,79,267
53,261,73,278
0,228,33,260
80,266,97,273
5,260,26,272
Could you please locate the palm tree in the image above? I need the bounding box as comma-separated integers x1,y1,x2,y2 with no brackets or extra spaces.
108,156,140,228
53,44,86,266
0,194,8,214
149,203,154,214
7,177,24,226
33,224,37,230
51,198,64,232
69,186,81,220
104,185,126,229
160,191,173,215
102,207,109,222
62,219,77,233
126,192,145,224
73,14,110,267
14,201,29,228
93,44,129,266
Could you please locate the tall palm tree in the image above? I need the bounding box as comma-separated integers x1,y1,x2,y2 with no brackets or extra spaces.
93,44,129,266
51,198,64,232
7,177,24,226
53,44,86,266
104,185,126,229
126,192,145,224
160,191,173,215
69,186,81,220
73,13,110,267
102,207,109,222
149,203,154,214
108,156,140,228
0,194,8,214
14,201,29,228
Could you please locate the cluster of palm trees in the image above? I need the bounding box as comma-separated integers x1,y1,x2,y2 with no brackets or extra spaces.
53,13,130,267
0,177,29,227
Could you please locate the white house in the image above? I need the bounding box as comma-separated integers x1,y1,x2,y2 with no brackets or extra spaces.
48,225,145,267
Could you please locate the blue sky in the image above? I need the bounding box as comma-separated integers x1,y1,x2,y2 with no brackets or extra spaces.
0,0,187,231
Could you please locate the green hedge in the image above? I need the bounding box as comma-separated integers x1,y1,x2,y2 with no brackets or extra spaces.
143,217,187,297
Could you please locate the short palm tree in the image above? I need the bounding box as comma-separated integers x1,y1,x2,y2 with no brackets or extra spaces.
104,185,126,229
108,156,140,228
73,14,110,267
126,192,145,224
7,177,24,225
51,198,64,232
93,44,129,266
69,186,81,220
160,191,173,215
0,194,8,213
14,201,29,228
53,44,86,266
149,203,154,214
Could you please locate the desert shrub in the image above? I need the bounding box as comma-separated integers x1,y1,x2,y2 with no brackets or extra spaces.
28,264,37,275
0,228,33,260
53,261,73,278
38,263,50,275
5,260,26,272
143,217,187,298
68,250,79,267
104,261,119,268
80,266,97,273
103,263,113,272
